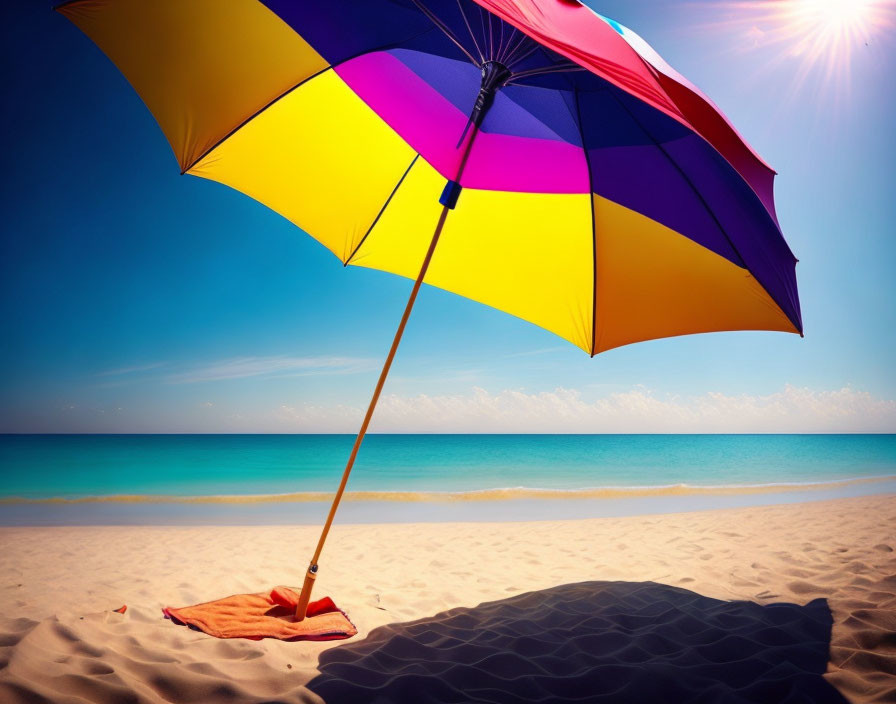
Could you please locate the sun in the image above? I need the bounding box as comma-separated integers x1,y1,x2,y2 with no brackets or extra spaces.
785,0,876,58
782,0,878,83
797,0,875,29
699,0,894,98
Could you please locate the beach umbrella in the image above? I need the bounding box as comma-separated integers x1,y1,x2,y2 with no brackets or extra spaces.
58,0,802,623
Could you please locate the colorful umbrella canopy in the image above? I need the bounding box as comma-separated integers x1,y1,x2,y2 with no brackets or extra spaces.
58,0,802,621
58,0,801,354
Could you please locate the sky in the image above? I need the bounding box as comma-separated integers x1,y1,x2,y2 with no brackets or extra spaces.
1,0,894,433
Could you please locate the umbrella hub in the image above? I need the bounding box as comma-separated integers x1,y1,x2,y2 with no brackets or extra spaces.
470,60,511,128
442,60,510,209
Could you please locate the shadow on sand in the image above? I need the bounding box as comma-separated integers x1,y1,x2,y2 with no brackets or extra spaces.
307,581,847,703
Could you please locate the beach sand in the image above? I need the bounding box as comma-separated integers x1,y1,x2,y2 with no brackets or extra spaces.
1,494,893,703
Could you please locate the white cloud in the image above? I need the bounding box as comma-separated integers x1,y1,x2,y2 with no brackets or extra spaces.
271,385,896,433
165,355,375,384
96,362,166,377
275,402,362,432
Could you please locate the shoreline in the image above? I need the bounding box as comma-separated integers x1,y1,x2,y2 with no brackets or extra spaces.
2,472,894,504
2,480,895,527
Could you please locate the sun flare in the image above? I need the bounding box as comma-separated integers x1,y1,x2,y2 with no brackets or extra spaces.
797,0,875,30
702,0,894,97
785,0,877,58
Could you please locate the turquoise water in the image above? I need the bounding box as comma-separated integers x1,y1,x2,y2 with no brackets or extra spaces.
1,434,894,500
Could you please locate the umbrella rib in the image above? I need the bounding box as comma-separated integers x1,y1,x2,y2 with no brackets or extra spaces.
501,35,524,66
344,154,421,266
606,88,750,269
502,27,538,68
605,88,797,327
410,0,479,66
504,43,539,71
456,0,485,64
507,64,585,83
179,63,327,175
573,89,599,357
179,28,438,175
497,25,518,65
496,16,505,63
477,6,489,61
487,11,494,59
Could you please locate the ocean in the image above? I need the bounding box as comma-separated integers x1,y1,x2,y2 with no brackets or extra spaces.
1,434,895,501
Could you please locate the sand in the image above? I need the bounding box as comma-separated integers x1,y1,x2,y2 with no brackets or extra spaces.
0,494,893,703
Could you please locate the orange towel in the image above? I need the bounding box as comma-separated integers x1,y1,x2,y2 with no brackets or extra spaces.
163,586,357,641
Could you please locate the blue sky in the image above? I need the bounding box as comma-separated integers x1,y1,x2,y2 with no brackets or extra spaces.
1,0,894,432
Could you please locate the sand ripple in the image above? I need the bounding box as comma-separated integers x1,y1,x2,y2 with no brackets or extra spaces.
309,580,848,703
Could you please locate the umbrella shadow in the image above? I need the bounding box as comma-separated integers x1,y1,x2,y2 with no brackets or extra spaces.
307,581,847,703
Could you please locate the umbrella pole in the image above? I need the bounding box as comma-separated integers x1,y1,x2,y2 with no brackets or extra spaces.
294,66,502,619
293,204,451,621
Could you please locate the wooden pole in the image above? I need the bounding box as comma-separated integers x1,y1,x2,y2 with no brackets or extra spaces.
293,205,451,620
294,109,488,620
